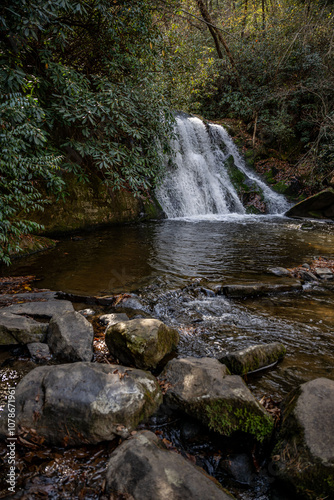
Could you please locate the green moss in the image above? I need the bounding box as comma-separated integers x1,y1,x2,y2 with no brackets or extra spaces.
205,400,274,442
273,181,290,194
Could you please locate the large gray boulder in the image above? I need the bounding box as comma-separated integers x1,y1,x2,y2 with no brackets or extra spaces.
273,378,334,499
105,318,179,370
0,363,162,446
5,300,74,319
220,342,286,375
160,357,273,442
0,310,48,345
47,311,94,362
27,342,51,363
106,430,235,500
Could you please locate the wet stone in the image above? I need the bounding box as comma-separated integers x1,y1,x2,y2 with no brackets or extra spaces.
219,342,286,376
78,308,96,317
47,311,94,362
5,300,74,319
99,312,129,327
0,363,162,446
314,267,333,280
27,342,51,363
273,377,334,499
160,357,274,442
222,282,302,298
268,267,291,277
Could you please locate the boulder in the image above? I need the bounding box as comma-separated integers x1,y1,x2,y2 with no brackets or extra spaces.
113,297,151,319
105,318,179,370
222,282,302,298
99,313,129,327
0,363,162,446
285,188,334,219
0,310,48,345
219,342,286,376
5,300,74,318
106,430,235,500
273,378,334,499
267,267,291,277
27,342,51,363
47,311,94,362
160,357,274,442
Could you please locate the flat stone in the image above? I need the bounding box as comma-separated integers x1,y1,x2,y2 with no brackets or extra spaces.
222,282,302,298
99,313,129,327
105,318,179,370
47,311,94,362
106,430,235,500
0,363,162,446
0,310,48,345
219,342,286,376
268,267,291,277
160,357,273,441
6,300,74,318
78,308,96,317
27,342,51,363
314,267,333,280
273,378,334,499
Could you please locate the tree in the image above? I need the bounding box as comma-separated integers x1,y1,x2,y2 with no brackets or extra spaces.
0,0,175,264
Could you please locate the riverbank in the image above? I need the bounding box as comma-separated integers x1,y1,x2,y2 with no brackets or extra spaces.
1,256,333,499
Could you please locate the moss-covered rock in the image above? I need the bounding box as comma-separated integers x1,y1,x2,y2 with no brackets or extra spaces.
220,342,286,376
105,318,179,370
272,378,334,499
160,357,274,442
31,173,164,235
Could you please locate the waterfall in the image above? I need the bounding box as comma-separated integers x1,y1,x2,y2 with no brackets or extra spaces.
156,114,290,219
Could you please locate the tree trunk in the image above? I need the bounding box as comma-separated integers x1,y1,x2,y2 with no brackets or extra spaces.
195,0,241,89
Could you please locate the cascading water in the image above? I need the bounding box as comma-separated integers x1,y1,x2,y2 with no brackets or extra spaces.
156,114,290,218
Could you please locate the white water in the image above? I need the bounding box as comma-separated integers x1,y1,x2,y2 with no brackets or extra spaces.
156,115,290,219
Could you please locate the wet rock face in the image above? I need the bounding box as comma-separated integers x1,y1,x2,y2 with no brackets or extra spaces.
220,342,286,376
160,357,274,442
106,430,235,500
105,318,179,370
47,311,94,362
0,363,162,446
273,377,334,499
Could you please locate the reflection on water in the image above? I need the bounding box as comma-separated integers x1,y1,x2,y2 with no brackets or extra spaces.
3,216,334,295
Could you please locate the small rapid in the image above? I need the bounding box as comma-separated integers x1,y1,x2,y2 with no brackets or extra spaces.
156,114,290,218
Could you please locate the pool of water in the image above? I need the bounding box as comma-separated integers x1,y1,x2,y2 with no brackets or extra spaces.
3,216,334,295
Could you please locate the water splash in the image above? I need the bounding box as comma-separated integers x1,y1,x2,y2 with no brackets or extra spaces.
156,115,290,218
